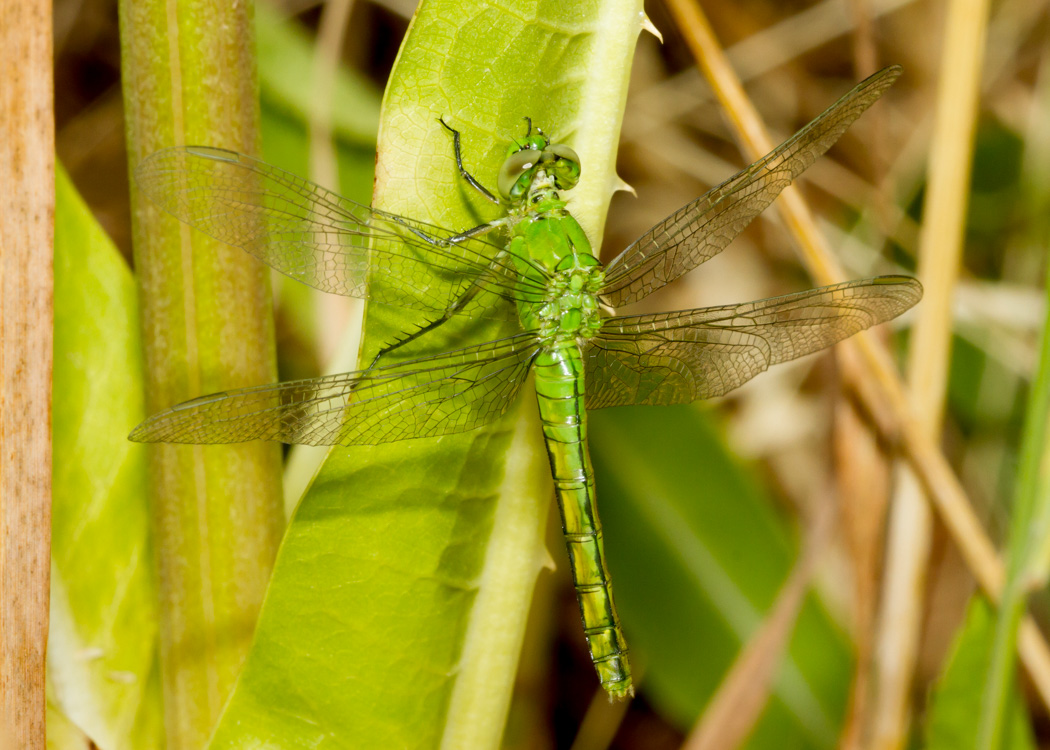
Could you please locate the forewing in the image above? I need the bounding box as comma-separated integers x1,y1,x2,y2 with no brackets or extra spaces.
136,146,545,318
585,276,921,408
600,66,902,307
129,333,542,446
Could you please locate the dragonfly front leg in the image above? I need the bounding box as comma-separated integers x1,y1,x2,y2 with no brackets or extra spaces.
439,117,501,206
368,121,521,368
367,241,517,370
367,282,484,369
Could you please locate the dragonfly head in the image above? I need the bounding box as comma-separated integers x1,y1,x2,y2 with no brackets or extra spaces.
498,134,581,203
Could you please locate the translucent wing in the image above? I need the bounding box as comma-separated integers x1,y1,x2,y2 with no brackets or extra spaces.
600,66,901,307
585,276,921,408
129,333,542,446
136,147,547,318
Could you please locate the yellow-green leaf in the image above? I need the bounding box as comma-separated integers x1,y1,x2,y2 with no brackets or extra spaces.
50,165,162,750
207,0,645,746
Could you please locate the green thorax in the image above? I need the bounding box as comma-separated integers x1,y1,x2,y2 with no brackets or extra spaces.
498,135,605,342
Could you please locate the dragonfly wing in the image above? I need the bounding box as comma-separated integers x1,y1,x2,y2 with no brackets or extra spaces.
585,276,921,408
600,66,902,308
130,333,543,446
136,146,545,318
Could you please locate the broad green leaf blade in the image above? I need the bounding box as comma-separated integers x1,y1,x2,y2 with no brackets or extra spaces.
208,0,646,747
590,405,852,748
925,598,1036,750
49,166,162,749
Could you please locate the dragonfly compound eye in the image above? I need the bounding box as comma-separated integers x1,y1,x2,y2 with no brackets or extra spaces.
498,149,539,201
545,144,581,190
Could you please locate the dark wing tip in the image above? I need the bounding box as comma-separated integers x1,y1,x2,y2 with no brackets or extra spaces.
859,66,903,96
137,144,237,168
183,145,241,162
869,274,923,311
135,145,245,194
875,64,903,83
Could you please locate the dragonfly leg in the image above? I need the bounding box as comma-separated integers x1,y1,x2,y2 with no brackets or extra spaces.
445,217,510,243
366,282,485,369
366,242,524,369
387,212,507,248
439,117,501,206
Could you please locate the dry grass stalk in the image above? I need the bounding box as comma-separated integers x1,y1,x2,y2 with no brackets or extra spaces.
0,1,54,743
835,395,892,750
871,0,991,743
0,1,54,747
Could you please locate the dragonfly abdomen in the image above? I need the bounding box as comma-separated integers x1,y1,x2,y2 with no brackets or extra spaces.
534,342,633,699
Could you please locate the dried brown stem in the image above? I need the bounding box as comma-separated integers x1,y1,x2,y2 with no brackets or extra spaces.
0,1,54,747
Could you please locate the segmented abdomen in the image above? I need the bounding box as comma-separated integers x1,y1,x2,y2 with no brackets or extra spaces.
533,341,633,698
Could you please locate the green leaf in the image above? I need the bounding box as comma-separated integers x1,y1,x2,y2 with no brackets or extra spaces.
208,0,646,747
926,597,1036,750
591,405,852,748
49,165,162,749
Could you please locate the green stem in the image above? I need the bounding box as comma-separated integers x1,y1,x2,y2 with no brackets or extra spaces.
977,277,1050,750
976,58,1050,750
118,1,284,746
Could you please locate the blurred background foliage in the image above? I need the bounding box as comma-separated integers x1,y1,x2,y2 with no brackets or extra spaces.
52,0,1050,747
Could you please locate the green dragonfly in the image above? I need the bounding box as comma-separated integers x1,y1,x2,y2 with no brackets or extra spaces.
130,65,920,699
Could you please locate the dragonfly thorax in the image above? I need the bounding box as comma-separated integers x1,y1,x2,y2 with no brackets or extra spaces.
533,263,605,341
507,196,605,341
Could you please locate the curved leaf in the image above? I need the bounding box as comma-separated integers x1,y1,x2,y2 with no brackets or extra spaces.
49,166,162,749
207,0,645,747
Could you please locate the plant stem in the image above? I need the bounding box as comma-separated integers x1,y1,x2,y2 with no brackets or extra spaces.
977,58,1050,748
118,1,284,746
0,1,53,747
977,278,1050,749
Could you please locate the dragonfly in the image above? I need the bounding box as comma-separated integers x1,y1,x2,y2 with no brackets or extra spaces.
130,65,921,699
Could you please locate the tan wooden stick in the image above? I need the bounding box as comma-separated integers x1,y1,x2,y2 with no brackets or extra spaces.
0,0,55,747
